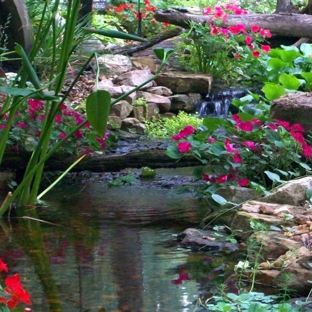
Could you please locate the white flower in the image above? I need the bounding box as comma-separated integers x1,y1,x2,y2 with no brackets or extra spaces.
234,260,250,270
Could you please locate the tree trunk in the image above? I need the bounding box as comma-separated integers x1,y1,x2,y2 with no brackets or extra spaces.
154,10,312,39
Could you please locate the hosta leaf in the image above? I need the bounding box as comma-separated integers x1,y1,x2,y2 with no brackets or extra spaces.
86,90,111,137
262,83,286,101
279,73,301,90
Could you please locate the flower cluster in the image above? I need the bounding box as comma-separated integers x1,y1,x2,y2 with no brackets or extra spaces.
0,99,110,155
166,115,312,192
203,4,272,59
106,0,169,37
0,259,32,309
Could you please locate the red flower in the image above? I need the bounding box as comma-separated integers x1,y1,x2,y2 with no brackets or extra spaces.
172,125,196,140
303,144,312,158
261,45,271,53
234,53,241,59
251,25,260,32
0,259,8,272
96,137,107,149
55,115,62,124
177,141,192,153
163,22,169,27
242,141,257,151
74,130,83,139
252,50,261,58
4,274,32,308
210,25,219,35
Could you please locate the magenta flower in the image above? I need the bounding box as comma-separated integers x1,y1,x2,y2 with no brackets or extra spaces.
251,25,260,32
233,153,242,163
225,138,239,153
55,115,62,124
237,121,253,132
172,125,196,140
216,174,228,184
291,123,305,133
245,36,253,45
177,141,192,153
242,141,257,151
238,178,249,187
96,137,107,149
261,45,271,53
275,119,291,131
16,122,28,128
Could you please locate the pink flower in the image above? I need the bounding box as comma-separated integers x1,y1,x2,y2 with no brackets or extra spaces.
96,137,107,149
59,132,66,139
238,178,249,187
225,138,239,153
261,45,271,53
290,131,305,145
245,36,253,45
208,136,216,143
74,130,83,139
251,119,262,126
251,25,260,32
220,28,229,35
210,25,219,35
266,123,278,131
232,114,241,123
275,119,291,131
303,144,312,158
204,7,212,15
242,141,257,151
55,115,62,124
177,141,192,153
234,53,241,59
16,121,27,128
259,28,272,38
172,125,196,140
233,153,242,163
0,124,6,129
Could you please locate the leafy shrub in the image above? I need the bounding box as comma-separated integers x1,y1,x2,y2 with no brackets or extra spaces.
144,111,202,139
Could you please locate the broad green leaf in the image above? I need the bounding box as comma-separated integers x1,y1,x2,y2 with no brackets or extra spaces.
212,194,228,206
202,117,231,133
279,73,301,90
300,43,312,57
281,44,299,52
267,58,287,71
262,83,286,101
82,28,146,42
165,145,181,159
86,90,111,137
264,128,281,143
264,171,283,183
306,189,312,199
0,305,10,312
279,50,300,63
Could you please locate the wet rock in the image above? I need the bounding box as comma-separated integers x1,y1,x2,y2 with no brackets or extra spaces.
177,228,239,252
121,118,146,134
170,93,202,112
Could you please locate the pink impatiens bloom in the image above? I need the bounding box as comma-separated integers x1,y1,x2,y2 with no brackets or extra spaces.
172,125,196,140
261,45,271,53
216,174,228,184
238,178,249,187
252,50,261,58
242,141,257,151
251,25,260,32
225,138,239,153
177,141,192,153
245,36,253,45
233,153,242,163
238,121,253,132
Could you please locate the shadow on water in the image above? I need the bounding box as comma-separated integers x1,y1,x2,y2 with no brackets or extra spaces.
0,170,243,312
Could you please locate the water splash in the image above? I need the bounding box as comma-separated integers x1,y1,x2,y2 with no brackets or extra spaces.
195,87,247,118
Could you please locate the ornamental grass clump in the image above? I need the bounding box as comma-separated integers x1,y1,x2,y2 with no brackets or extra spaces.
175,4,272,83
166,115,312,196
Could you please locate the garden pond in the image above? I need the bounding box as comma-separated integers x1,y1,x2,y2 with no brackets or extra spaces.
0,168,245,312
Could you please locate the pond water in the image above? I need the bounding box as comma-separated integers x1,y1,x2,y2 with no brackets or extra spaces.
0,169,242,312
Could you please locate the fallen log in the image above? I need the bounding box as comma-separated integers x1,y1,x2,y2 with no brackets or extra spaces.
154,10,312,39
1,149,201,173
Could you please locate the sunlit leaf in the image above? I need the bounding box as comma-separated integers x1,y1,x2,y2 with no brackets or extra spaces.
153,47,175,62
264,171,283,183
261,83,286,101
86,90,111,137
300,43,312,57
279,73,301,90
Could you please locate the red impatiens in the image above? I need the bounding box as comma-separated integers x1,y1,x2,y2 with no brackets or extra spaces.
0,259,32,309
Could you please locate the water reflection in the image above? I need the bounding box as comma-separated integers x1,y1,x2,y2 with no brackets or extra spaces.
0,182,239,311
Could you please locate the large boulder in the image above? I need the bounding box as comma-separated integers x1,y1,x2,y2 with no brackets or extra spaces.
270,92,312,132
97,54,133,77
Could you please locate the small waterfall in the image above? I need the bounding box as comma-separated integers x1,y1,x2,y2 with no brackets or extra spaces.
195,86,250,118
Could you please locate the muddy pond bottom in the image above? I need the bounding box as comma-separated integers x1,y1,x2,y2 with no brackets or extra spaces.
0,172,242,312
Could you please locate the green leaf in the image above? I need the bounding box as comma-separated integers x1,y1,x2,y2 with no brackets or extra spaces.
262,83,286,101
202,117,231,133
86,90,111,137
267,58,287,71
15,44,42,91
0,86,58,100
82,28,146,42
212,194,228,206
264,129,281,143
299,162,311,171
306,189,312,199
0,304,10,312
153,47,175,62
165,145,181,159
279,73,301,90
264,171,283,183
